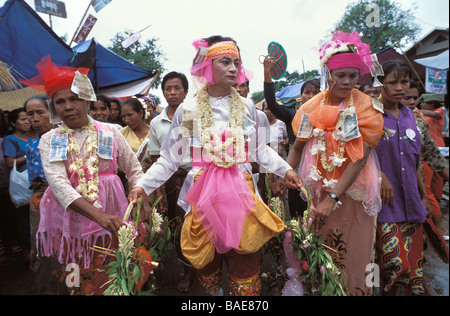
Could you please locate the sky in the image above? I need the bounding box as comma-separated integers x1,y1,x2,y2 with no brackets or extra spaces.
1,0,449,104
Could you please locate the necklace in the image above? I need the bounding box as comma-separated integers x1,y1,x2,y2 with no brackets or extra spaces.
57,116,101,208
309,91,354,188
196,85,246,168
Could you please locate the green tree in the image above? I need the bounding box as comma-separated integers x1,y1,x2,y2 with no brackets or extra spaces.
332,0,421,52
108,30,166,88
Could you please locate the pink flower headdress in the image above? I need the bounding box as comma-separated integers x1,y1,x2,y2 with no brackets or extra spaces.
317,31,382,91
190,39,252,88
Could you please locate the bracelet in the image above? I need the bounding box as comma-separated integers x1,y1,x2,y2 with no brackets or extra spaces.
327,192,342,211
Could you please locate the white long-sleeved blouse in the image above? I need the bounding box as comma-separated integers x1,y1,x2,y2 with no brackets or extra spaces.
136,94,292,213
39,122,144,210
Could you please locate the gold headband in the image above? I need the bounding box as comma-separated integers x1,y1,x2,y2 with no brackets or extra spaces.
206,41,240,61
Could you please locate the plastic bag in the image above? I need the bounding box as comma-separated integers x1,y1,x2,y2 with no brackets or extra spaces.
9,160,32,208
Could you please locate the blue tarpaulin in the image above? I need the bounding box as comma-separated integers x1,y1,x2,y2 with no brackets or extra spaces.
0,0,72,83
71,38,154,91
275,82,304,99
0,0,156,94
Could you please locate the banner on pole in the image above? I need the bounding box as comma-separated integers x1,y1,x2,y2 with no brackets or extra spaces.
122,32,141,49
425,67,447,94
74,14,97,44
92,0,112,13
34,0,67,18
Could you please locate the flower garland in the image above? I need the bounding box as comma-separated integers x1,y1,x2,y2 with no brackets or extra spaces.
308,91,354,189
57,115,101,208
319,44,355,68
196,85,246,168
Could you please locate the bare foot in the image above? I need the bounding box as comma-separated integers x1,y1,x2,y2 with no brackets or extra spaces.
432,215,449,237
177,267,194,293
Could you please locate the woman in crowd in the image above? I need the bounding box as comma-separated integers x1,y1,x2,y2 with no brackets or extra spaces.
286,31,384,295
89,94,111,123
109,97,125,127
375,60,428,296
420,94,448,237
90,94,123,130
120,98,153,178
404,81,449,238
0,113,20,266
24,95,53,265
21,56,145,294
263,58,320,218
120,97,165,214
129,35,302,296
1,107,33,261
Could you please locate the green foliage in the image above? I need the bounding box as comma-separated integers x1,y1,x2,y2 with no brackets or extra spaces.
331,0,421,52
103,196,175,295
108,30,166,88
286,183,347,296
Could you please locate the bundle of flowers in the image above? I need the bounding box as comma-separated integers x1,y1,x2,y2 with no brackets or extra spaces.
102,222,154,295
283,183,347,296
101,197,174,295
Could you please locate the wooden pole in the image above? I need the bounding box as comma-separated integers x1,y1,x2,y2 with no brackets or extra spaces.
48,14,52,30
302,59,306,81
389,34,426,91
143,69,161,95
69,0,94,46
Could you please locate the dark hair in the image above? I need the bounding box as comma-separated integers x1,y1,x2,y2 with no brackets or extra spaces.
90,94,111,110
122,98,145,120
408,79,424,95
8,107,26,126
301,78,320,95
109,97,122,107
24,95,50,111
204,35,237,47
359,81,374,93
380,59,412,83
162,71,189,92
241,81,249,88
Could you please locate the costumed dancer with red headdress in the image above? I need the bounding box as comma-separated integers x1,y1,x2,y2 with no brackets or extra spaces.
21,56,146,295
130,36,303,296
286,31,385,295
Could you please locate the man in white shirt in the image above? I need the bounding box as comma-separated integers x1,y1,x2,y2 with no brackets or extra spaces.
148,71,193,293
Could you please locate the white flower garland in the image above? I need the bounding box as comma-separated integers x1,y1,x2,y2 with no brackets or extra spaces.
196,85,246,168
308,91,354,188
57,116,101,208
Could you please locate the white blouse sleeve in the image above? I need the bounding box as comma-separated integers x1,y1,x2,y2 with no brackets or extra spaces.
137,106,189,195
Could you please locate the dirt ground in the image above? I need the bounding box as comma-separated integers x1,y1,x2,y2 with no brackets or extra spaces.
0,207,448,296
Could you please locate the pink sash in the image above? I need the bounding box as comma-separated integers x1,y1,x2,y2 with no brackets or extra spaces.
184,131,255,254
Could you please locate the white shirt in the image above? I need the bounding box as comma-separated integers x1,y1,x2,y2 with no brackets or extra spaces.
137,94,292,213
148,106,192,172
269,119,288,158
